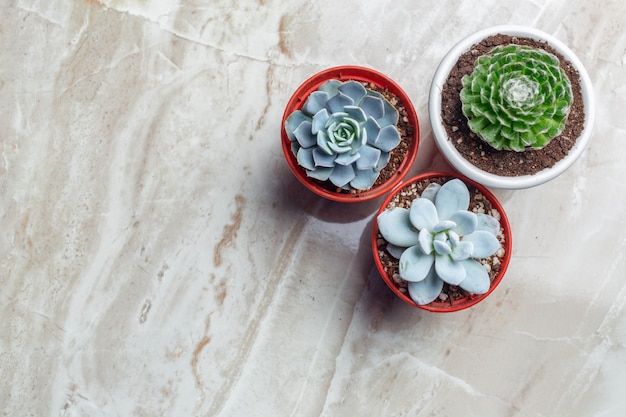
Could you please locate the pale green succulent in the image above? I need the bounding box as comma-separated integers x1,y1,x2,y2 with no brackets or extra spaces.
460,44,573,152
285,80,401,190
377,179,501,305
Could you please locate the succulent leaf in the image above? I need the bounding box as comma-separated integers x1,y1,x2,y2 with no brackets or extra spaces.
338,81,367,103
311,109,330,134
386,243,406,259
296,147,315,170
433,240,452,255
408,266,443,305
435,254,466,285
326,92,355,113
285,111,309,141
460,44,573,151
355,145,381,170
328,164,355,188
462,230,500,258
450,241,474,262
343,106,367,124
375,151,391,172
458,259,490,294
306,166,332,181
435,220,458,233
360,95,385,119
318,79,342,96
374,125,402,152
420,183,441,202
435,179,470,220
450,211,478,235
377,208,421,247
303,91,329,115
364,117,381,146
409,198,439,231
418,228,434,255
293,121,317,148
448,230,460,246
312,148,337,168
285,79,402,190
350,168,379,190
400,246,434,282
380,100,400,127
476,213,501,235
334,151,360,166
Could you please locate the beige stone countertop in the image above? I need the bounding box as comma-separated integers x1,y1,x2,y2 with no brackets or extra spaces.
2,1,625,416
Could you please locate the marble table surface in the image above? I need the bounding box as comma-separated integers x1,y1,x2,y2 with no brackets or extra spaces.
2,0,625,416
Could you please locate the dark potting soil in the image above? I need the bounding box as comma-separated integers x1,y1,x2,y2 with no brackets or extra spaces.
440,34,585,176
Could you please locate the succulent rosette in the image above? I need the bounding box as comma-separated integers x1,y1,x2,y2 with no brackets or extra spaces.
460,44,573,152
284,80,402,190
377,179,501,305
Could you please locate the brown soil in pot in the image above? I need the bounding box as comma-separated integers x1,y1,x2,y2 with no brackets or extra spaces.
440,34,585,177
375,176,507,305
313,82,415,194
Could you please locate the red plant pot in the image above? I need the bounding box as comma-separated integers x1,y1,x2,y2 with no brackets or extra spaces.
281,66,420,202
372,172,512,312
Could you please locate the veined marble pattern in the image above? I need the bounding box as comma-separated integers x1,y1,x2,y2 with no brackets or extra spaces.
1,0,625,416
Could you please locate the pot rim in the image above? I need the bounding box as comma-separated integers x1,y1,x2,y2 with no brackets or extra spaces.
282,65,420,202
428,25,596,189
372,171,513,312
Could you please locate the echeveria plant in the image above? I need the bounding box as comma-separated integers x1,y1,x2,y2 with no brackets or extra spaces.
284,80,401,190
460,44,573,152
377,179,501,305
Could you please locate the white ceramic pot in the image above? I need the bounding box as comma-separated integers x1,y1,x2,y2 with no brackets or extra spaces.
428,25,595,189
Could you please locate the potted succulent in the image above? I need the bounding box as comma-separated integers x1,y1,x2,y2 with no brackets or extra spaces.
282,66,420,202
372,172,512,312
429,25,595,189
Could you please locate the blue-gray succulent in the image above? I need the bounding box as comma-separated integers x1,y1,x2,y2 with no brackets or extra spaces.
377,179,501,305
285,80,402,190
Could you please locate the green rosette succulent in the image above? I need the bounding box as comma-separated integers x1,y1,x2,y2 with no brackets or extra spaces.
460,44,573,152
284,80,401,190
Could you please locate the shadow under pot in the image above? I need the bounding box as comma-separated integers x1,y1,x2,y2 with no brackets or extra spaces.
372,172,512,312
282,66,420,202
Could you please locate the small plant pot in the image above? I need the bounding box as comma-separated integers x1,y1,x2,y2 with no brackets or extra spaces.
372,171,512,312
429,25,595,189
282,66,420,202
